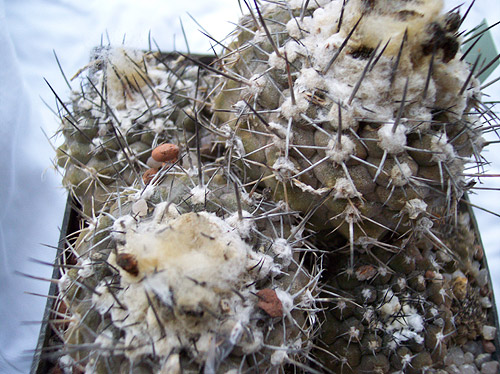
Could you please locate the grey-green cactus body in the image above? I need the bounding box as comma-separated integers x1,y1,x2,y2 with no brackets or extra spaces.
214,0,484,243
50,46,324,373
56,48,214,216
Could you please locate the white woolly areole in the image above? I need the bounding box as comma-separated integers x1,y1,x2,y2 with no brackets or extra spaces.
325,135,356,164
272,238,293,267
386,304,424,345
294,68,325,91
247,74,267,97
225,210,256,239
473,134,486,152
268,121,291,140
59,355,75,374
280,93,309,119
153,201,180,223
232,101,246,115
404,199,428,220
111,215,136,241
93,281,115,315
380,289,401,317
226,133,245,157
272,157,299,182
431,133,456,162
119,212,249,285
132,198,148,216
397,277,407,290
378,123,407,154
141,184,156,200
105,211,280,361
286,18,301,39
86,46,181,136
334,177,359,199
379,288,424,346
390,163,413,186
268,50,286,70
327,103,357,130
361,288,373,301
275,288,294,314
284,40,305,63
190,185,209,204
94,330,115,356
58,273,72,294
310,2,342,37
78,258,94,278
96,201,308,364
248,252,281,279
271,349,288,366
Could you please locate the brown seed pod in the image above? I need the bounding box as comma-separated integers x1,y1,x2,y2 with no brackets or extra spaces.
116,253,139,276
355,265,377,281
151,143,179,163
256,288,283,318
142,168,158,185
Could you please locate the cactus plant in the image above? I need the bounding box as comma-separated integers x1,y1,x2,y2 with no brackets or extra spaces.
37,1,500,373
46,46,325,374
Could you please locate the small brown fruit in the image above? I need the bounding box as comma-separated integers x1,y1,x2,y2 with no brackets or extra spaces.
152,143,179,163
142,168,158,184
355,265,377,281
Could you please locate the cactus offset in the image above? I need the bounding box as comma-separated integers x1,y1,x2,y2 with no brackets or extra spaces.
213,0,484,244
49,46,324,373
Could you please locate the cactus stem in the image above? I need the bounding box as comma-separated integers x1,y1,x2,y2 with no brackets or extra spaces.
292,155,329,180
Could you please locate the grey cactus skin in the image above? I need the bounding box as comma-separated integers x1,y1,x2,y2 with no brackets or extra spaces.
56,48,213,217
46,1,500,374
213,0,484,243
51,46,324,374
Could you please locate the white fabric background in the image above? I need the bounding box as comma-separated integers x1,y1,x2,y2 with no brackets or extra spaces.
0,0,498,373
